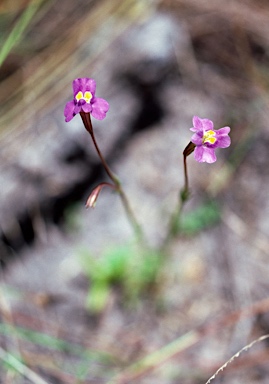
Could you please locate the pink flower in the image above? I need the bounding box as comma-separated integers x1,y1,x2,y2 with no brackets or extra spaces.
190,116,231,163
64,78,109,122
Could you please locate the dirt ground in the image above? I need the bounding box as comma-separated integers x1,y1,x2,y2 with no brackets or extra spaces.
1,1,269,383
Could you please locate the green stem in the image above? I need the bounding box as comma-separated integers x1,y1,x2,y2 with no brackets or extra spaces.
161,152,191,251
80,112,144,243
181,141,195,201
181,152,190,202
183,154,189,194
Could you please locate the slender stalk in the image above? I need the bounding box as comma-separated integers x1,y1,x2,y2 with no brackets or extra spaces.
161,147,193,251
80,112,144,242
161,198,182,252
181,141,195,201
183,154,189,195
117,187,144,241
80,112,118,183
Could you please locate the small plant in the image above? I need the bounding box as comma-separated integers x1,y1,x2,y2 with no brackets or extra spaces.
64,77,231,312
80,243,163,312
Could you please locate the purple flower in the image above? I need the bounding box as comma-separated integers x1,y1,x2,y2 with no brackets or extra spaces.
190,116,231,163
64,78,109,122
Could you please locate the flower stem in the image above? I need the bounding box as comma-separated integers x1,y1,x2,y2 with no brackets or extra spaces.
117,187,145,242
80,112,144,243
161,151,192,251
181,152,190,202
181,141,195,201
80,112,116,182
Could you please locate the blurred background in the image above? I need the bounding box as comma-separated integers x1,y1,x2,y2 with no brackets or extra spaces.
1,0,269,383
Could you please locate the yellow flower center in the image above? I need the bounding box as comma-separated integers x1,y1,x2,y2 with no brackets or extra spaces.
75,91,92,103
203,130,216,144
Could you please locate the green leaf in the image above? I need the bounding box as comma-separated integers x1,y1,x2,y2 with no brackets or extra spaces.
86,281,110,313
179,200,221,235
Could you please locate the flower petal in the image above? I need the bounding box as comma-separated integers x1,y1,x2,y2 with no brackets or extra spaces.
81,102,93,113
91,97,110,120
73,78,96,97
64,100,76,122
217,135,231,148
215,126,231,148
191,116,214,132
74,103,82,114
191,116,203,131
191,132,203,146
216,126,230,135
201,118,214,131
194,146,216,163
